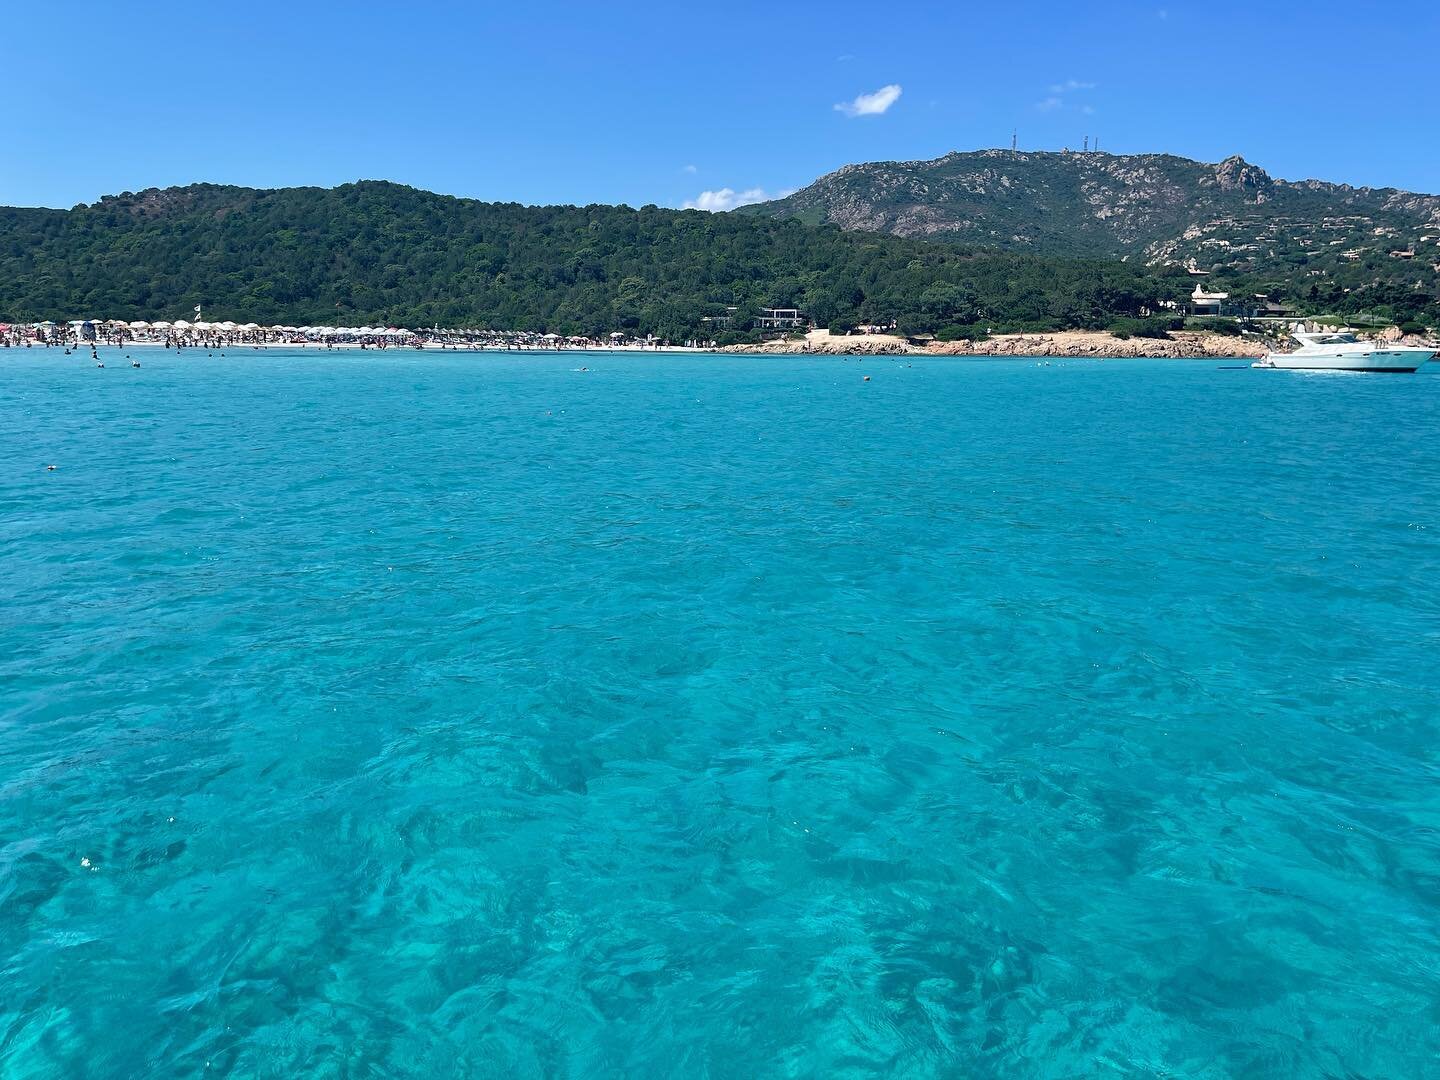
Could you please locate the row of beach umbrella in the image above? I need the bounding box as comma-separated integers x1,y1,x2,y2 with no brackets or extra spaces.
37,320,417,336
14,322,644,342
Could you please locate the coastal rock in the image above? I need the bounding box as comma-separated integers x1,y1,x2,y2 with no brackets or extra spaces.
721,330,1266,360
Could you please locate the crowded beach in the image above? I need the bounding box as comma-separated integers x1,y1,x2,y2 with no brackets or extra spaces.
0,319,709,352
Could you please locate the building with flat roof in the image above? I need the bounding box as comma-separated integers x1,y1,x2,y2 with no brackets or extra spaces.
757,308,806,331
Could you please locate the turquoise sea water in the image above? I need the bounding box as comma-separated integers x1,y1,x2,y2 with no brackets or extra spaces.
2,347,1439,1077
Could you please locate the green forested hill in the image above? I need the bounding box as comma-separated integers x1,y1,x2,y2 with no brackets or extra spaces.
0,181,1191,337
742,149,1440,325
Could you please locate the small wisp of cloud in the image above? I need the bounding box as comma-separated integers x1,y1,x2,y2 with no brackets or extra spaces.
683,187,788,212
1036,79,1097,113
834,84,902,118
681,164,698,175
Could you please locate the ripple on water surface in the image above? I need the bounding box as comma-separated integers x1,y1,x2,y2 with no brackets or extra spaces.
1,349,1439,1077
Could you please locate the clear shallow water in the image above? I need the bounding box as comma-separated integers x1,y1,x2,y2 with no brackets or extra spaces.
2,346,1439,1078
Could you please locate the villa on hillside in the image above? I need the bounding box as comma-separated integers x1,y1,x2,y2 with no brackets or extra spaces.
1190,284,1229,315
700,306,738,329
757,307,807,331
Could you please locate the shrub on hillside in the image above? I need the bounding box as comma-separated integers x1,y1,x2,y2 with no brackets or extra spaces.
936,323,990,342
1192,317,1243,336
1109,316,1180,340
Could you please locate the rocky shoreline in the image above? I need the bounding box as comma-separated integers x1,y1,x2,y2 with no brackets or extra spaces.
721,329,1267,360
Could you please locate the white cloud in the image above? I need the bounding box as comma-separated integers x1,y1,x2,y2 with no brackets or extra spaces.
1036,79,1097,112
681,164,698,174
683,187,779,212
834,83,902,118
836,53,855,62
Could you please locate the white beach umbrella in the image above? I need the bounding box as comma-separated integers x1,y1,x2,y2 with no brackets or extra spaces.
128,320,150,329
242,322,259,330
218,320,237,330
173,319,191,329
152,321,172,329
194,321,214,330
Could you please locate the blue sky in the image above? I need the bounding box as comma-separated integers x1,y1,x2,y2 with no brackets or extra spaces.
7,0,1437,209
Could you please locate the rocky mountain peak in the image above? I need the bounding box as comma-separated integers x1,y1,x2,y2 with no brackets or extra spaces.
1214,155,1273,192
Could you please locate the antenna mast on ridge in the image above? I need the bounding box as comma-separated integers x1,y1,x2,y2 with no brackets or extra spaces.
1012,129,1017,152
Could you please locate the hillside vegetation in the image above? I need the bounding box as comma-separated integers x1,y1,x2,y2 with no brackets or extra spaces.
0,182,1191,340
743,150,1440,326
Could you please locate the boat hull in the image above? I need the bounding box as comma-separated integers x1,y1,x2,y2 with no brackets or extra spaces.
1257,348,1435,373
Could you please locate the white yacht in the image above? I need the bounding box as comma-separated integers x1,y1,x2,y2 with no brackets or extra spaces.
1253,330,1436,372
